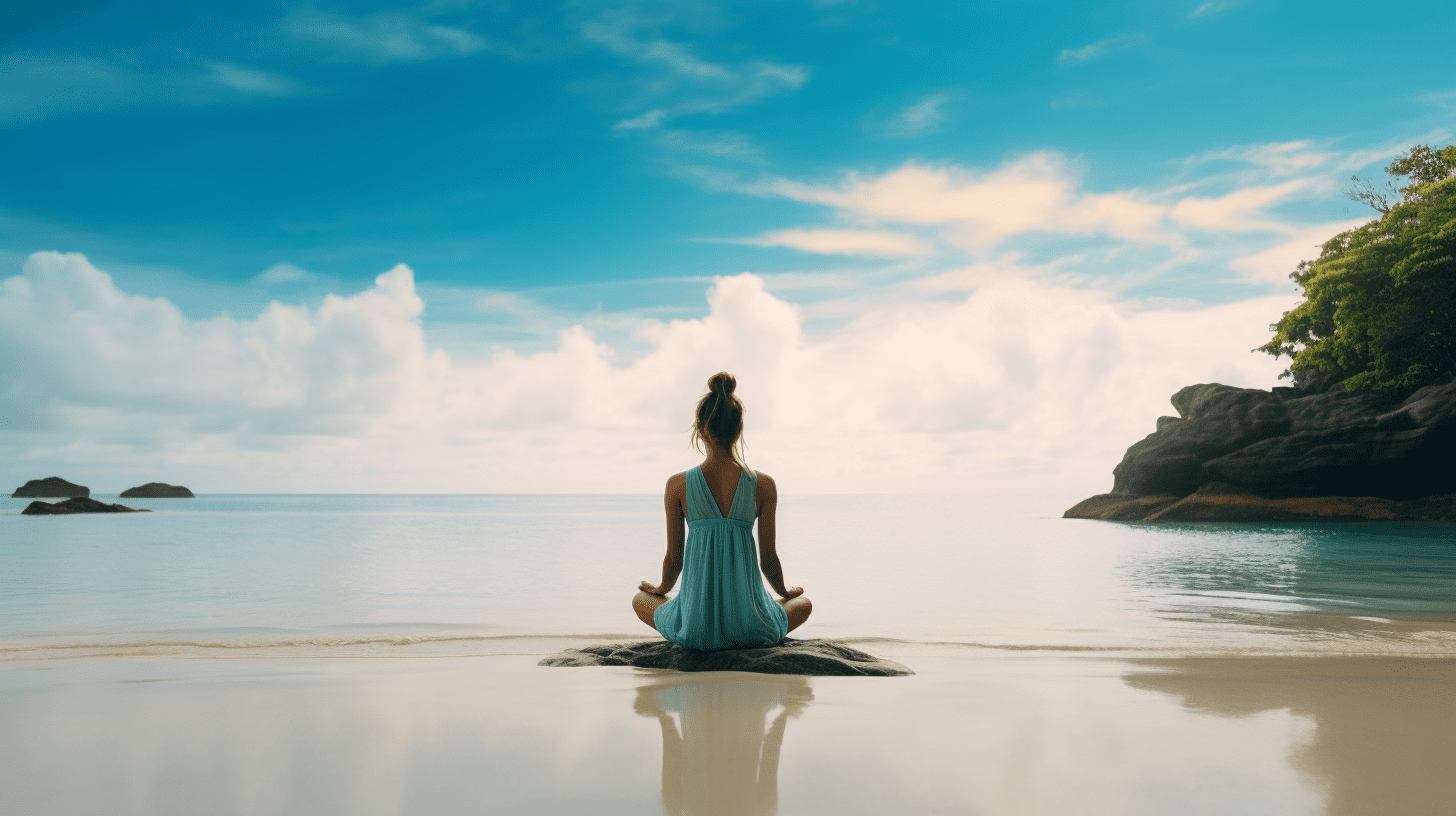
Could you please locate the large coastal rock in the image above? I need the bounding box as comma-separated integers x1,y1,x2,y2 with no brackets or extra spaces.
22,497,150,515
120,483,195,498
1067,374,1456,522
539,638,914,676
12,477,89,498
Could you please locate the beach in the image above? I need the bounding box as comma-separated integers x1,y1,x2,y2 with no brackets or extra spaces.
4,494,1454,814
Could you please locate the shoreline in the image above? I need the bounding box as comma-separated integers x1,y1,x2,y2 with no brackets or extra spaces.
7,620,1456,662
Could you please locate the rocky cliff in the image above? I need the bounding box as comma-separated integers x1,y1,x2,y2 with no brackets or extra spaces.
1066,373,1456,522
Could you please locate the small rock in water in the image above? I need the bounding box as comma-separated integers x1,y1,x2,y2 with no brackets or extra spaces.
22,497,151,515
120,482,195,498
539,638,913,676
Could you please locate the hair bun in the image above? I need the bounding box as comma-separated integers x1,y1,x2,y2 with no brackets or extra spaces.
708,372,736,397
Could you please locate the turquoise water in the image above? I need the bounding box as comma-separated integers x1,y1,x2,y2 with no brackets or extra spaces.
3,494,1454,660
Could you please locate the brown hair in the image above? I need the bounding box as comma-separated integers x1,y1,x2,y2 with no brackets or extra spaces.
691,372,749,471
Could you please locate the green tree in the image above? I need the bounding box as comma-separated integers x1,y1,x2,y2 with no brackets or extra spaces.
1260,145,1456,396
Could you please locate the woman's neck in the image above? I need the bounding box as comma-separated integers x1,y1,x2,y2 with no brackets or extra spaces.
701,441,737,468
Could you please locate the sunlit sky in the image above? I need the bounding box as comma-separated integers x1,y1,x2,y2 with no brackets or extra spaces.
3,0,1454,494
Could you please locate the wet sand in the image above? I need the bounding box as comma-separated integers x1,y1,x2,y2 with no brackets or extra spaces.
3,650,1451,815
1123,657,1456,816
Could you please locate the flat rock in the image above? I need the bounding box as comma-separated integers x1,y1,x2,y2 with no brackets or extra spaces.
22,497,150,515
538,638,914,676
120,482,195,498
1062,493,1182,521
1066,489,1456,522
12,477,90,498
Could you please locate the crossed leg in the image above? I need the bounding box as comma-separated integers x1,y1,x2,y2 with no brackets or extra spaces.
632,591,813,634
778,596,812,633
633,590,667,629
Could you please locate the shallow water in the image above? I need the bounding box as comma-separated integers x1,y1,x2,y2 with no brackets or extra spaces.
4,493,1454,659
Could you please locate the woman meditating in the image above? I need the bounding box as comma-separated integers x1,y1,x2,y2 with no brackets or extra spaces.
633,372,812,650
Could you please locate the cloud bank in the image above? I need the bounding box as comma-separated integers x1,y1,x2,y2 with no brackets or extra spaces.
762,152,1322,252
1,252,1291,495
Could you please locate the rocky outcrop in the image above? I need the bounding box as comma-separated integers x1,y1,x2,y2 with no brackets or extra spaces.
120,483,195,498
12,477,89,498
22,497,150,515
539,638,914,676
1067,374,1456,522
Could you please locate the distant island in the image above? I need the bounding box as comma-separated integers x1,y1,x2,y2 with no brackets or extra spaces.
121,483,195,498
11,477,90,498
10,477,193,513
22,497,150,515
1068,145,1456,523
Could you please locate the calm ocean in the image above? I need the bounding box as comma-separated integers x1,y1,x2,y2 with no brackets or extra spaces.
4,493,1455,661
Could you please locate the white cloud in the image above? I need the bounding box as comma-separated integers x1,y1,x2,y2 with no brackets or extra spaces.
1186,141,1335,176
656,129,762,161
1057,34,1141,66
1227,219,1369,286
1,253,431,437
1190,1,1240,18
1185,137,1445,179
284,10,496,63
765,155,1166,248
740,228,931,257
1416,90,1456,110
912,253,1078,292
0,54,306,121
758,152,1320,251
1168,179,1315,233
579,14,807,131
0,252,1292,495
613,109,667,130
203,63,303,96
876,92,954,138
253,262,313,285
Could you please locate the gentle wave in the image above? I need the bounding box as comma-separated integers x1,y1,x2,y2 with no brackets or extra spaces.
0,633,645,661
839,633,1456,657
0,633,647,652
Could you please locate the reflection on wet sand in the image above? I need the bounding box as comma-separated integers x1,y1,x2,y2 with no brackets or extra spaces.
635,673,813,816
1124,657,1456,816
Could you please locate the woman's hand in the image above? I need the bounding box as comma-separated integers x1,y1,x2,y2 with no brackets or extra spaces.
639,580,667,597
779,586,804,600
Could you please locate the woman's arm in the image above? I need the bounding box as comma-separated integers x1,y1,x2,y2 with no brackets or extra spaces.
640,473,687,596
755,473,803,600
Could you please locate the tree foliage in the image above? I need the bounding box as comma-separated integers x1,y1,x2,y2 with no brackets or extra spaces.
1344,144,1456,213
1261,144,1456,396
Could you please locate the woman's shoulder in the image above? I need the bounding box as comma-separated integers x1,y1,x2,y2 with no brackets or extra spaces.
751,470,777,495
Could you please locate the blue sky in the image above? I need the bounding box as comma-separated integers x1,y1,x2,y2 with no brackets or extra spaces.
3,1,1455,493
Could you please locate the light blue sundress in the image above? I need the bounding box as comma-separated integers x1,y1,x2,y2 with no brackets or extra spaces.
653,466,790,651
